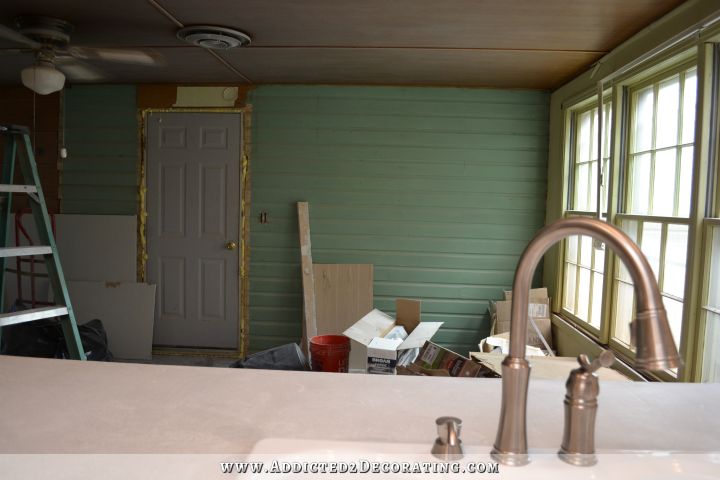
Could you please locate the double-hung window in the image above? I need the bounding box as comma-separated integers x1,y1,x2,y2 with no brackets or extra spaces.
613,65,697,357
559,57,705,379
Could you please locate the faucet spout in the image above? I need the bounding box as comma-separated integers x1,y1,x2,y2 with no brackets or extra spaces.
491,217,680,466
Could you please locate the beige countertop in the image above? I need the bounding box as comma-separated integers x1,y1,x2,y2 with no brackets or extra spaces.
1,355,719,454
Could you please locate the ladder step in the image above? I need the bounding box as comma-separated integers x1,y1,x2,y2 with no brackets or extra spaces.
0,185,38,193
0,305,69,327
0,246,52,258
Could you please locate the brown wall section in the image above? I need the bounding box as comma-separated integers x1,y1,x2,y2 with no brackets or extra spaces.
0,87,60,213
136,84,252,109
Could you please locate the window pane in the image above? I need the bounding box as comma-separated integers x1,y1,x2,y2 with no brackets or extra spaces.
603,105,613,157
601,158,610,214
618,220,639,282
652,149,677,216
708,227,720,309
563,263,577,312
577,267,591,320
580,235,592,267
641,222,662,278
663,296,684,349
702,312,720,382
633,87,654,152
566,235,578,263
590,163,598,211
629,153,651,214
678,146,693,217
591,109,599,161
593,243,605,271
578,110,592,162
655,76,680,149
614,281,635,346
576,163,590,210
622,219,640,244
682,70,697,145
663,224,688,298
701,227,720,382
590,272,604,328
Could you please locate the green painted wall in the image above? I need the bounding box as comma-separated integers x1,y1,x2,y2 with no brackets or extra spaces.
248,85,549,354
61,85,138,215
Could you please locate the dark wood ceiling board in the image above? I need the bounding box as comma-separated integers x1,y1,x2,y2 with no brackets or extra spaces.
0,0,689,88
220,48,603,90
1,0,686,50
160,0,686,51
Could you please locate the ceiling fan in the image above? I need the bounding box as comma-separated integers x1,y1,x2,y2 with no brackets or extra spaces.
0,15,160,95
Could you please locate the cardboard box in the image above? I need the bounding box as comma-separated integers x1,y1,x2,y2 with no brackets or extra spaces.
401,341,485,377
478,332,546,357
503,287,548,301
343,298,443,374
366,337,404,374
489,288,552,350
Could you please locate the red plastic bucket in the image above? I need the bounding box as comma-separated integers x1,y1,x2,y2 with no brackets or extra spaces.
310,335,351,373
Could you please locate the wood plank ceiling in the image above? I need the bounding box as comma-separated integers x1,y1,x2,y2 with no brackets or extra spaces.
0,0,688,89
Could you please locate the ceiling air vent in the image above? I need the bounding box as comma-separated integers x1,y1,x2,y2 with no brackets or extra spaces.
176,26,251,49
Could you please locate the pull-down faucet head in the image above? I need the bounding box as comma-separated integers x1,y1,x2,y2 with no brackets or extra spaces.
491,217,681,466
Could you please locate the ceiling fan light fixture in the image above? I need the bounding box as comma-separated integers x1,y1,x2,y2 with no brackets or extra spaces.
177,26,251,49
21,62,65,95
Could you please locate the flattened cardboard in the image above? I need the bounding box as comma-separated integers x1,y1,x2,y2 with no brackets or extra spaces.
470,352,630,381
399,322,443,350
395,298,421,333
343,309,395,346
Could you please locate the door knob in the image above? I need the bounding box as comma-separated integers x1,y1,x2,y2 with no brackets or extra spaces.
225,241,238,250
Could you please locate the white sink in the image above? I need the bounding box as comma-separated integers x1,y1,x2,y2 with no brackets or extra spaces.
243,438,720,479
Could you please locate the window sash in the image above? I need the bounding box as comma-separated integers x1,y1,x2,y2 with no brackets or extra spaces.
568,102,612,214
625,66,697,218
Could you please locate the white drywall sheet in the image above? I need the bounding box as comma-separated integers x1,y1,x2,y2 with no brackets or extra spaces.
67,281,156,360
55,215,137,282
3,214,137,310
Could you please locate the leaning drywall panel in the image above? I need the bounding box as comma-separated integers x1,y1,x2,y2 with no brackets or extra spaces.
67,281,155,360
55,215,137,282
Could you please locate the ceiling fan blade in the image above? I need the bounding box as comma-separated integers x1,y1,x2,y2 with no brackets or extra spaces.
0,48,33,55
64,46,159,65
55,58,105,82
0,24,40,49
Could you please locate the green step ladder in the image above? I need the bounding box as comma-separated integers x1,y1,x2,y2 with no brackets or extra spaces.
0,124,85,360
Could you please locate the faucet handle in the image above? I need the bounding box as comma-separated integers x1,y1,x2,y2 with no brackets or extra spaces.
577,350,615,373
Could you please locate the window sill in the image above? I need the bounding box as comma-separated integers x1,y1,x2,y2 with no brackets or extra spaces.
550,313,650,381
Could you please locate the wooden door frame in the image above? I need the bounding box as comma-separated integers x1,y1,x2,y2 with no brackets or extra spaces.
138,107,252,358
